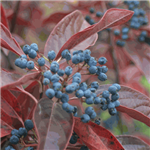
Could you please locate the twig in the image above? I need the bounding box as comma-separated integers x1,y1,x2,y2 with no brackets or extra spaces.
10,1,21,32
109,31,120,83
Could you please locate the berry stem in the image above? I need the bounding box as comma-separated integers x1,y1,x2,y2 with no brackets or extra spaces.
57,56,62,63
32,129,38,140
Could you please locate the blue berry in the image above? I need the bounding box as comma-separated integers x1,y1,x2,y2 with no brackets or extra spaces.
55,91,63,98
133,8,139,16
65,66,72,76
90,111,96,119
50,61,59,73
91,81,99,89
66,104,75,113
88,57,97,67
37,57,45,66
79,82,87,91
102,90,110,98
89,88,96,93
109,108,117,115
66,84,76,93
108,102,115,109
80,146,89,150
61,93,69,103
27,147,34,150
26,61,34,70
98,57,107,65
91,92,97,98
101,104,108,111
141,31,147,37
114,29,120,36
61,49,69,58
53,82,62,91
108,85,117,94
101,97,107,105
57,69,64,76
96,11,103,17
62,103,69,110
89,19,95,25
139,36,145,42
111,93,119,101
85,15,91,21
83,49,91,60
72,82,79,90
30,43,38,52
18,127,27,137
51,74,60,83
23,44,30,54
113,100,120,107
9,135,19,144
94,97,101,104
122,34,128,40
73,72,81,78
95,119,100,125
72,54,80,64
75,90,84,98
116,40,125,47
45,88,55,99
101,66,108,73
5,145,14,150
73,76,81,84
48,50,56,60
84,89,92,98
11,129,20,138
112,83,121,91
85,96,94,104
139,8,145,16
73,50,83,55
85,106,94,116
24,119,34,131
81,114,90,123
43,70,52,80
65,53,71,61
15,58,21,67
43,78,50,85
129,4,134,10
122,27,129,34
20,55,27,59
69,135,78,144
89,8,95,13
98,73,107,81
19,58,27,69
28,49,37,59
106,97,111,103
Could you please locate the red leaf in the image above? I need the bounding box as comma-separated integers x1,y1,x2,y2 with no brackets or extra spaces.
1,119,13,138
135,135,150,146
1,97,23,129
117,105,150,127
87,121,124,150
16,88,38,121
0,23,24,56
44,10,98,65
96,84,150,126
1,4,9,29
74,117,108,150
1,89,22,118
125,41,150,83
25,80,40,101
42,12,70,25
1,69,41,89
55,8,134,60
116,135,150,150
33,98,74,150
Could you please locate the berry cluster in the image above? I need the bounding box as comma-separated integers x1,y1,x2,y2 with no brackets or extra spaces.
14,43,121,150
5,120,34,150
114,0,149,47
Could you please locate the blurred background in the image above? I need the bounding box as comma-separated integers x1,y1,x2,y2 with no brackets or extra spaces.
1,0,150,145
